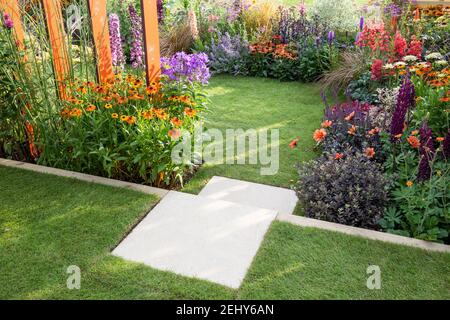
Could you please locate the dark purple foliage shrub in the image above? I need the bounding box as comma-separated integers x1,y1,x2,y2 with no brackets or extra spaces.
296,153,390,229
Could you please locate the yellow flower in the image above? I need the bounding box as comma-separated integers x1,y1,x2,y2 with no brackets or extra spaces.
105,104,113,109
406,181,414,187
111,113,119,119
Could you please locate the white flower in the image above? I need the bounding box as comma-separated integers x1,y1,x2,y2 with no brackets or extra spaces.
383,63,395,70
435,60,448,66
394,61,406,68
425,52,444,61
402,55,418,62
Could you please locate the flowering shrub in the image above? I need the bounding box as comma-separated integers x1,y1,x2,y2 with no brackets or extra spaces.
39,73,207,188
206,32,249,75
380,124,449,242
315,101,384,162
245,36,332,81
296,153,390,229
161,52,211,85
310,0,359,33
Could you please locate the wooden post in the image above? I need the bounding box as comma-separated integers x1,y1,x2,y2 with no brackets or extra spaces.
0,0,25,48
88,0,113,83
41,0,69,99
141,0,161,85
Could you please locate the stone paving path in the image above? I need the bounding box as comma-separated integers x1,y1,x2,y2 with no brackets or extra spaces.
113,176,297,288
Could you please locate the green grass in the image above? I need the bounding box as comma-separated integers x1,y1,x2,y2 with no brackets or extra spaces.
1,166,449,299
183,75,324,194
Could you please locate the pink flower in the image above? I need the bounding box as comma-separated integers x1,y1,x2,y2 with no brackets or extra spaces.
371,59,383,81
394,31,407,58
3,13,13,29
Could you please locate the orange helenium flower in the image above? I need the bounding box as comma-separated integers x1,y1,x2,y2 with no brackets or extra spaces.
171,117,183,127
345,111,355,121
313,129,327,143
321,120,332,128
184,108,196,117
289,138,299,149
364,147,375,159
407,136,420,148
348,125,357,135
86,105,96,112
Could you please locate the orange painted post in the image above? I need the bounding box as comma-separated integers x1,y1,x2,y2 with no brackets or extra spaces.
0,0,25,48
88,0,113,83
141,0,161,85
41,0,69,99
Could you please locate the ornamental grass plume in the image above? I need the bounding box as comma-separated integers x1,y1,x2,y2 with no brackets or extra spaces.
129,4,144,69
390,74,415,141
417,122,436,181
109,13,125,68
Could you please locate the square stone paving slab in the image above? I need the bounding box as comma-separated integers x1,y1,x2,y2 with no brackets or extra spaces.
199,176,298,215
112,191,277,288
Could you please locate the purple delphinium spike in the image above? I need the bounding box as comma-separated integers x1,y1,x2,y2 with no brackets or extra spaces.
157,0,164,23
129,4,144,69
109,13,125,68
417,122,435,182
390,74,415,141
359,16,364,31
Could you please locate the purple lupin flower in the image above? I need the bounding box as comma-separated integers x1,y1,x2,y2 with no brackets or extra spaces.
359,16,364,31
417,122,435,182
129,4,144,69
390,74,415,141
3,12,13,29
109,13,125,68
327,31,335,45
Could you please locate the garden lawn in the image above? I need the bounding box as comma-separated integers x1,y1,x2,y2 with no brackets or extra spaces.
1,166,449,299
183,75,324,194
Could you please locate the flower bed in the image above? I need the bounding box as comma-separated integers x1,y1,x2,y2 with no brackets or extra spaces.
296,1,449,243
0,3,209,189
